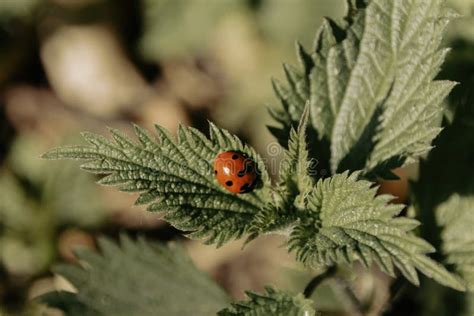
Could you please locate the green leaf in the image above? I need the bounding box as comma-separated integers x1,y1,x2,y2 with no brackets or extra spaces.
0,0,40,18
251,106,314,237
42,123,271,246
288,171,465,291
409,83,474,312
40,235,230,316
39,291,99,316
466,294,474,316
270,0,457,178
329,0,455,173
279,105,313,204
437,194,474,291
412,93,474,246
217,286,316,316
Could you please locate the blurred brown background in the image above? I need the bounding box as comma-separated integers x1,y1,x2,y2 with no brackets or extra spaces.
0,0,472,315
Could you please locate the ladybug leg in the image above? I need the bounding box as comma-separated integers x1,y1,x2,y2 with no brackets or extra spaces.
239,183,250,193
245,159,255,173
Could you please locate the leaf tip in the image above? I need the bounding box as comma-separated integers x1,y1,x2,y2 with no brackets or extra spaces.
41,150,56,160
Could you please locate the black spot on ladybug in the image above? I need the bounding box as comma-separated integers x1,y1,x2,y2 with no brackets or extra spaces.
214,151,258,193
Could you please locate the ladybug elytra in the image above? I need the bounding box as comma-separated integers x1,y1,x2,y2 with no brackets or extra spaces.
213,151,257,193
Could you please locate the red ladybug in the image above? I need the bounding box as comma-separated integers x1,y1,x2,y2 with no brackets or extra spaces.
214,151,257,193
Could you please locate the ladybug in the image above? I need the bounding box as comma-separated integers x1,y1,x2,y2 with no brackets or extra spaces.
213,151,257,193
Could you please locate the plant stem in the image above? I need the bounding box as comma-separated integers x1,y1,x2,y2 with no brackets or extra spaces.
303,265,337,298
381,277,409,314
303,266,366,316
333,275,366,316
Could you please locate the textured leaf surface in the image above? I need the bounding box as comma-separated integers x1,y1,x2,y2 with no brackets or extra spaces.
40,291,98,316
251,107,313,236
42,124,271,246
40,235,229,316
279,105,313,201
288,172,465,291
270,0,456,177
437,194,474,291
218,286,315,316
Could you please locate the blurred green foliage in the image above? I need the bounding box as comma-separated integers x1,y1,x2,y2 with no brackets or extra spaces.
446,0,474,42
140,0,244,60
0,0,40,18
140,0,345,142
140,0,345,61
0,0,474,315
0,135,104,276
41,235,230,316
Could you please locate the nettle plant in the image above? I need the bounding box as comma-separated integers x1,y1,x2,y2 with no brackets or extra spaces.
40,0,474,315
